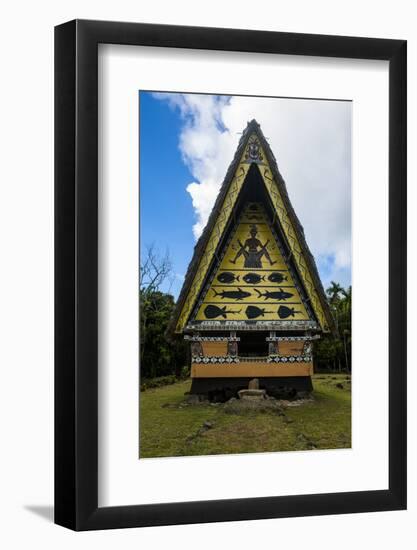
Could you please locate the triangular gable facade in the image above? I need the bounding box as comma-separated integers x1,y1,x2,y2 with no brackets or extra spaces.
170,120,334,335
192,202,312,324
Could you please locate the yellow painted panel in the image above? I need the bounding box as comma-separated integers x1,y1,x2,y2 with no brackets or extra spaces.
194,203,310,322
279,341,305,356
220,221,283,271
258,158,328,330
175,163,250,332
194,303,309,322
212,269,290,287
191,361,313,378
201,342,228,356
204,285,300,304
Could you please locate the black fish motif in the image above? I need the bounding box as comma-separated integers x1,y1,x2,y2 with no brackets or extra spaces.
242,273,265,285
212,287,252,301
245,305,273,319
204,305,241,319
217,272,240,284
268,272,287,284
278,306,301,319
255,288,294,301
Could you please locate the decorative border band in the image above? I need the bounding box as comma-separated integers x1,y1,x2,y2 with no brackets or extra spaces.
267,355,312,363
191,355,313,364
192,356,239,363
186,320,319,331
185,335,240,342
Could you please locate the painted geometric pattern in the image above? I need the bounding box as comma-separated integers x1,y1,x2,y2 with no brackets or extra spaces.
259,159,327,330
175,163,250,332
175,133,328,332
194,203,310,322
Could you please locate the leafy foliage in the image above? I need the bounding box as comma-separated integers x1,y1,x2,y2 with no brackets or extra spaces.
140,290,187,379
315,282,351,373
140,245,186,379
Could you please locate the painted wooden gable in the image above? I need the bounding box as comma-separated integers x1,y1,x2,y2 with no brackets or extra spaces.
173,125,331,333
193,203,311,323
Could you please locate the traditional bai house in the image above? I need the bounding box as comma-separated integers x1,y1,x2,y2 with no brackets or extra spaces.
168,120,334,398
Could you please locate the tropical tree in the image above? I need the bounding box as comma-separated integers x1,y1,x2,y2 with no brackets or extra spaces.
327,281,344,305
314,282,351,373
140,245,186,379
139,290,186,379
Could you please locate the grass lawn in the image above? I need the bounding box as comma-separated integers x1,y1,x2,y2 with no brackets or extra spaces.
139,374,351,458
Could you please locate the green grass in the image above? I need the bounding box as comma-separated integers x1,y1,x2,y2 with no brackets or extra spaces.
139,374,351,458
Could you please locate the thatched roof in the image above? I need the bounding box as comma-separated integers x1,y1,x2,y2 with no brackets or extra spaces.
168,119,335,335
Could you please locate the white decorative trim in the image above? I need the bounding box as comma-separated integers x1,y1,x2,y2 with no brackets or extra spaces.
185,335,240,342
192,356,240,364
265,336,319,342
192,355,313,364
186,320,319,331
267,355,312,363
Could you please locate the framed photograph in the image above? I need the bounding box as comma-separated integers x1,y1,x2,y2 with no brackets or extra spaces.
55,20,406,530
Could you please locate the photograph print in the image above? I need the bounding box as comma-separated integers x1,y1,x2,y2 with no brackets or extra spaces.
139,91,351,459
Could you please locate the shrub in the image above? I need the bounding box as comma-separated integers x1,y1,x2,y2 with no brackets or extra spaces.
140,374,178,392
179,365,190,380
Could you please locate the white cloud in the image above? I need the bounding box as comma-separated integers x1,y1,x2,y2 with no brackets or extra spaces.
154,93,351,285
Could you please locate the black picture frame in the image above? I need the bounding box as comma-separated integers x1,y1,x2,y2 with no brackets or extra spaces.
55,19,407,531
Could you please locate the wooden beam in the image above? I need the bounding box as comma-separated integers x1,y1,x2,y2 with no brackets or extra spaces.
191,361,313,378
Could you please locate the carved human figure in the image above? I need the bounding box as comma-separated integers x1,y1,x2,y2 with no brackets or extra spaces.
230,225,276,268
227,341,238,357
268,341,278,355
191,342,203,357
303,341,313,355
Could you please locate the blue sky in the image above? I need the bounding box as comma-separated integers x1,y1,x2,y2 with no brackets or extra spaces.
140,91,352,299
139,92,195,297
